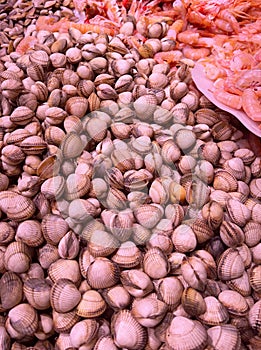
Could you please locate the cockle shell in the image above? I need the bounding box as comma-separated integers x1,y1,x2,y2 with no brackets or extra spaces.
4,241,31,274
133,94,158,121
23,278,51,310
198,296,229,326
143,247,170,279
172,225,197,253
217,248,245,281
166,316,208,350
70,319,99,348
77,290,106,318
0,271,23,309
50,278,81,313
248,300,261,336
120,269,153,298
155,277,183,309
86,257,120,289
7,303,38,335
181,257,207,292
131,293,168,327
181,287,206,317
103,285,131,310
134,204,164,229
53,309,80,333
207,325,241,350
111,241,142,268
48,259,81,285
218,290,249,316
220,220,245,247
0,191,35,221
111,310,147,350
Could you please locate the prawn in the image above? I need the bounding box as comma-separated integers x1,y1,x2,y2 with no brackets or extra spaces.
242,88,261,121
217,9,240,34
15,36,38,55
235,69,261,90
182,46,210,60
167,19,184,40
35,16,119,36
212,88,242,110
154,50,183,64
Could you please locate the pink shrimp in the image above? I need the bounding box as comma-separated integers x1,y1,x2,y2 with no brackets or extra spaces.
217,9,240,34
230,52,257,71
235,69,261,90
182,46,210,60
167,19,184,40
213,88,243,110
35,16,119,36
242,88,261,121
154,50,183,64
15,36,38,54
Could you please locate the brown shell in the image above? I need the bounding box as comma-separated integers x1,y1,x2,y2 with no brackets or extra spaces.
50,278,81,313
0,271,23,309
23,278,51,310
7,303,38,336
48,259,81,285
76,290,106,318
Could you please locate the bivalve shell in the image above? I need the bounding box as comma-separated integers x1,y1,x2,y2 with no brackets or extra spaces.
207,325,241,350
76,290,106,318
217,248,245,281
143,247,170,279
50,278,81,313
166,316,208,350
7,303,38,335
198,296,229,326
218,290,249,316
112,310,147,350
23,278,51,310
0,271,23,309
86,257,120,289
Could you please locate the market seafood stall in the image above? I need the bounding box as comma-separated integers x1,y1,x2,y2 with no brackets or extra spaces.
0,1,260,349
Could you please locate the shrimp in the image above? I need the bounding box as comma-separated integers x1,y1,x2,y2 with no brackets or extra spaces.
242,88,261,121
235,69,261,90
167,19,184,40
201,62,227,80
15,36,38,54
154,50,183,64
35,16,118,36
213,88,242,110
217,9,240,34
230,52,257,71
182,46,210,60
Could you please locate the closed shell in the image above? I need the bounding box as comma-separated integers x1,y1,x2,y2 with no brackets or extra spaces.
218,290,249,316
4,241,31,274
217,248,245,281
198,296,229,326
76,290,106,318
86,257,120,289
50,278,81,313
182,287,206,317
8,303,38,335
112,310,147,350
23,278,51,310
207,325,241,350
143,247,170,279
0,271,23,309
166,316,208,350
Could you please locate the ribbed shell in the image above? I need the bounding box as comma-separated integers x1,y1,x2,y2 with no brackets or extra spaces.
50,278,81,313
217,248,245,281
143,247,170,279
248,300,261,335
8,303,38,335
111,242,142,268
48,259,81,285
112,310,147,350
198,296,229,326
61,131,85,159
70,319,99,348
53,309,80,333
23,278,51,310
134,204,164,229
86,257,120,289
4,241,31,274
76,290,106,318
182,288,206,317
0,191,35,221
218,290,249,316
87,230,119,257
227,271,251,297
207,325,241,350
41,214,69,245
166,316,208,350
0,271,23,309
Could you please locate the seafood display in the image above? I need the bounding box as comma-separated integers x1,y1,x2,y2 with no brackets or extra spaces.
0,0,260,349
